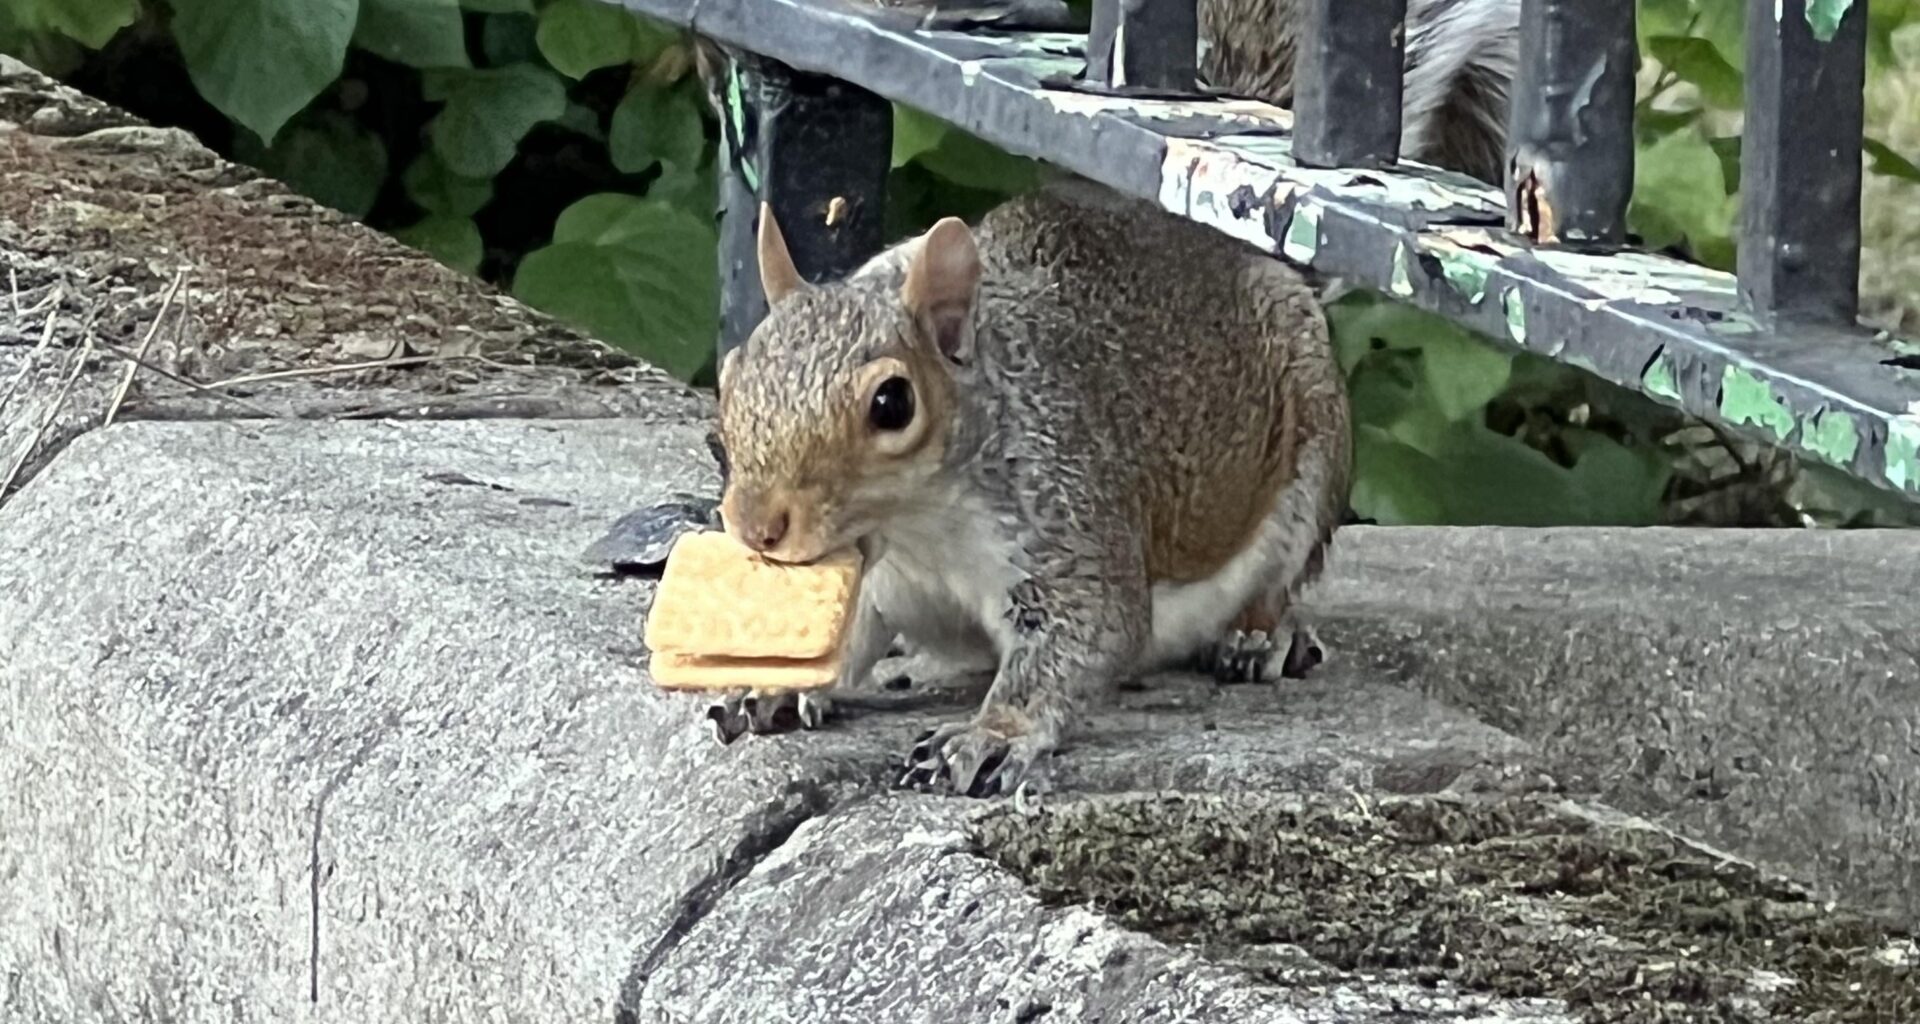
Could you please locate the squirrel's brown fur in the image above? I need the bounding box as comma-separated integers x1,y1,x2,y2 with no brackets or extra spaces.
715,182,1349,796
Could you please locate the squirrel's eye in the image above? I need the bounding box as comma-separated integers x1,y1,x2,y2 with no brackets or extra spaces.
868,376,915,432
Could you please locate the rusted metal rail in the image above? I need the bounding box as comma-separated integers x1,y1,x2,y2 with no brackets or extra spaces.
612,0,1919,500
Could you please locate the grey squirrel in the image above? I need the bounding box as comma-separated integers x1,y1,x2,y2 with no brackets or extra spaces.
1199,0,1519,183
710,181,1350,796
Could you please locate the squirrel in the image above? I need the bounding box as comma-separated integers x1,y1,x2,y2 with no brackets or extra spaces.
1198,0,1519,184
706,180,1351,797
692,0,1518,184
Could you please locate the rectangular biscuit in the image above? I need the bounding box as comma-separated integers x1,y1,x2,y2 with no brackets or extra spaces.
649,651,842,692
643,530,863,660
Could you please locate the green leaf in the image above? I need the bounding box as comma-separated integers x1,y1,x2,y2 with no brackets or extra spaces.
426,63,567,177
1427,422,1581,526
609,82,706,176
903,114,1046,194
1351,427,1447,525
1693,0,1747,75
535,0,637,79
516,194,719,379
1563,430,1672,525
460,0,532,12
13,0,140,48
480,11,539,64
1630,125,1735,260
1865,137,1920,183
393,214,484,275
353,0,471,68
1418,327,1513,422
249,110,389,218
1636,0,1692,52
402,149,494,216
171,0,358,144
1646,35,1744,108
1867,0,1915,66
892,105,949,168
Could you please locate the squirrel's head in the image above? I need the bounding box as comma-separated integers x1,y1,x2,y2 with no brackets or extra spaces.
715,205,982,564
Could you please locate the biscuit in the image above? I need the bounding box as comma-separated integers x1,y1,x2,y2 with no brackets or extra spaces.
643,530,863,694
649,651,843,692
645,531,861,659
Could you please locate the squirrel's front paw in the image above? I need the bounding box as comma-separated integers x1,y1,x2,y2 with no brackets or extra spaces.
894,716,1054,798
705,690,833,745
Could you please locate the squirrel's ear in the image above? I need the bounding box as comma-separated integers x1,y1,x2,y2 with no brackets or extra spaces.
902,216,980,364
757,203,805,306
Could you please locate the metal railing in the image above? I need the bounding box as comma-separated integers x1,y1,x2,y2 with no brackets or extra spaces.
1092,0,1871,328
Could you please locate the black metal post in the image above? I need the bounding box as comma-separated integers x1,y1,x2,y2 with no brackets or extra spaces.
1294,0,1408,170
1737,0,1867,327
1086,0,1198,92
715,52,893,357
1503,0,1637,247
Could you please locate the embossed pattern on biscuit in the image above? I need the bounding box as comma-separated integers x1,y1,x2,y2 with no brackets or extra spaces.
643,531,862,661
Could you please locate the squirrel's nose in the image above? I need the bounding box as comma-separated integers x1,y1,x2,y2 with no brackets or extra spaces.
743,509,789,553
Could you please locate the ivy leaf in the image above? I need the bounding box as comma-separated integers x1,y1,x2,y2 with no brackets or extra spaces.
13,0,140,48
402,149,494,216
1636,0,1692,52
481,12,539,65
1351,427,1447,525
353,0,471,69
459,0,532,11
892,105,949,168
393,214,484,275
171,0,358,144
515,194,719,379
1419,326,1513,422
1630,125,1735,262
426,63,567,177
1865,137,1920,183
609,82,706,176
1647,35,1743,109
1868,0,1915,66
243,110,389,218
1563,430,1672,525
535,0,637,79
901,112,1045,194
1692,0,1747,75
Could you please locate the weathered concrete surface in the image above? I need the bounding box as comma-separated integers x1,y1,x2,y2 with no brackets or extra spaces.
1,53,706,503
1314,527,1920,923
0,418,1562,1024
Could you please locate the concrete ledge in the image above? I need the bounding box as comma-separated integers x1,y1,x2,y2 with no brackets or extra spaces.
1315,527,1920,922
5,419,1918,1022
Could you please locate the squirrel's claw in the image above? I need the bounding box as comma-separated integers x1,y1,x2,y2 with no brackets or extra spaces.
1206,622,1329,683
705,690,833,744
1280,624,1326,679
1209,629,1276,683
895,720,1051,798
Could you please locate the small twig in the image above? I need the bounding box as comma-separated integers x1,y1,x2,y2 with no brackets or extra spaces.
0,300,69,421
7,266,18,319
1,323,97,501
200,353,499,392
94,341,284,419
104,269,187,427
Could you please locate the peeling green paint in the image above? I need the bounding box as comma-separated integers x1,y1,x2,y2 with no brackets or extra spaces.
1503,287,1526,346
1282,204,1319,263
1719,366,1796,442
726,66,759,193
1806,0,1854,41
1642,353,1681,402
1888,419,1920,492
1435,250,1489,304
1801,409,1861,466
1390,244,1414,298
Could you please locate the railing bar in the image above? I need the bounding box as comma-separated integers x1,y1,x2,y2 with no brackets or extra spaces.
1736,0,1868,328
1085,0,1198,93
1504,0,1638,248
1293,0,1409,170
